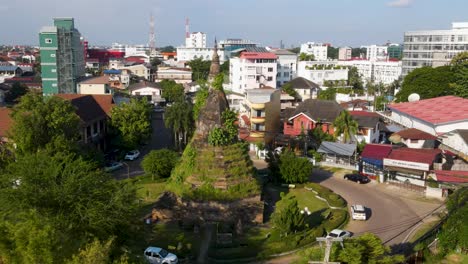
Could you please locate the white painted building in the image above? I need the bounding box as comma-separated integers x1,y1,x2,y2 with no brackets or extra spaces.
185,32,207,48
129,81,164,103
300,42,328,61
111,43,149,56
338,47,352,61
271,49,297,87
229,51,278,94
296,61,348,86
402,22,468,76
155,67,192,84
176,47,224,62
78,76,111,95
363,45,388,61
383,96,468,136
338,59,402,85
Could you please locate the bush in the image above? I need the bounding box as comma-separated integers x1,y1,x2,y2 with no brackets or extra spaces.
323,209,349,232
305,183,347,208
142,149,179,180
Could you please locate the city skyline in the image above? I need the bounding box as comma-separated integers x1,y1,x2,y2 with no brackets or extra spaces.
1,0,468,47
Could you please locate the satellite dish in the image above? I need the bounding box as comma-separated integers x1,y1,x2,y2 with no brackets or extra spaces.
408,93,420,102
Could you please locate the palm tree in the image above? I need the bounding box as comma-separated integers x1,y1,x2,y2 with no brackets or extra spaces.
333,111,358,143
164,101,194,150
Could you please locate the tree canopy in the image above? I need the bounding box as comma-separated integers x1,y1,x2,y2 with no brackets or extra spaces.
5,82,28,103
333,110,358,143
299,53,315,61
142,149,179,180
272,194,307,236
438,188,468,254
207,109,238,146
318,88,336,100
450,52,468,98
164,100,194,149
278,149,313,183
348,66,364,90
9,93,81,154
160,79,185,103
0,150,137,263
187,58,211,81
396,66,455,102
282,83,299,99
110,97,152,149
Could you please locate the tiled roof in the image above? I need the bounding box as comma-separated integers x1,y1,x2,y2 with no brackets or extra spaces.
286,77,320,90
287,99,343,123
78,75,109,85
55,94,114,123
361,144,394,160
386,148,441,165
434,170,468,183
394,128,437,140
0,108,13,137
388,96,468,125
240,52,277,60
350,111,380,128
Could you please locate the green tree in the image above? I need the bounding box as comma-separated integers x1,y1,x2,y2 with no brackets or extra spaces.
150,57,162,69
351,48,366,58
110,97,152,149
9,93,80,154
438,188,468,254
272,194,306,236
348,67,364,90
278,150,313,183
221,60,229,75
299,53,315,61
160,46,175,52
160,79,185,103
318,88,336,100
165,100,194,149
193,81,209,120
142,149,179,180
450,52,468,98
212,73,225,91
288,47,301,54
327,46,339,60
333,110,358,143
5,82,28,103
396,66,455,102
282,83,299,99
207,109,238,147
187,58,211,81
332,233,404,264
308,124,335,146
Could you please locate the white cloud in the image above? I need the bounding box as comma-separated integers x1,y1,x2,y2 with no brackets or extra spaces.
387,0,413,7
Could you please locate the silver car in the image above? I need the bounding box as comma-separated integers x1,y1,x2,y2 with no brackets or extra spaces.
144,247,178,264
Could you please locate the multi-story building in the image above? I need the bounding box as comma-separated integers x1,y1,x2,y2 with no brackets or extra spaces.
387,44,403,60
39,18,85,95
219,39,258,60
296,60,348,86
155,67,192,84
176,47,224,62
338,47,352,61
111,43,149,56
239,87,281,145
338,59,402,85
271,49,297,87
300,42,328,61
363,45,388,61
185,32,207,48
229,51,278,94
402,22,468,76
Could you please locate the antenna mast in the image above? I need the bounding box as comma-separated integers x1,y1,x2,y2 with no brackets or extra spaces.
149,13,156,55
185,18,190,39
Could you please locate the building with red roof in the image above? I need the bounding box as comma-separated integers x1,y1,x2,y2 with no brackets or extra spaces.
434,170,468,184
361,144,395,180
384,148,442,186
385,96,468,136
390,128,438,149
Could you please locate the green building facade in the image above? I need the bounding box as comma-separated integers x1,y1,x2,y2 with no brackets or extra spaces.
39,18,85,95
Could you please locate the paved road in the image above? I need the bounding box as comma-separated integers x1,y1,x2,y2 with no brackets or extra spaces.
310,168,443,252
114,111,173,179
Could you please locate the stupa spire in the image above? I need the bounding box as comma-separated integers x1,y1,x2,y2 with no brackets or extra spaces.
208,38,220,82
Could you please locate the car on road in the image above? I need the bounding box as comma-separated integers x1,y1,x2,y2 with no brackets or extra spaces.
104,161,123,172
144,246,178,264
326,229,351,239
124,150,140,161
154,106,165,113
351,204,367,220
344,173,370,184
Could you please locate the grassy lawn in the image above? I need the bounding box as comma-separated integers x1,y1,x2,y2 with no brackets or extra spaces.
409,219,442,243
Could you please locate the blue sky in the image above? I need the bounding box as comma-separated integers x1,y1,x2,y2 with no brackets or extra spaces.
1,0,467,47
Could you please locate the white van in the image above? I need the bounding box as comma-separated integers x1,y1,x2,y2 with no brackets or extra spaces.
351,204,367,220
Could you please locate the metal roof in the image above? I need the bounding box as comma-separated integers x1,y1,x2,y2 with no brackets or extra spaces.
0,66,20,71
318,141,356,157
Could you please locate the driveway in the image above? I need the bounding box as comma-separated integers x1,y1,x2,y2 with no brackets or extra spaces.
113,111,173,179
311,168,443,252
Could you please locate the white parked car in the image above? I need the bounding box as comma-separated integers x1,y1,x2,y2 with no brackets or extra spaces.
326,229,351,239
144,247,178,264
124,150,140,161
104,161,123,172
351,204,367,221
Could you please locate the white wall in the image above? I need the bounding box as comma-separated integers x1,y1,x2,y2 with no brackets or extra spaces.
300,42,328,60
131,87,161,96
439,133,468,156
176,47,224,62
297,61,348,85
78,83,109,95
389,110,468,135
229,57,277,94
276,54,297,87
185,32,207,48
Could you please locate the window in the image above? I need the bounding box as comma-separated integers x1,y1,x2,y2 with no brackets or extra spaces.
52,83,57,87
50,54,55,58
45,38,52,44
410,139,418,143
51,69,56,73
268,67,273,72
267,76,273,81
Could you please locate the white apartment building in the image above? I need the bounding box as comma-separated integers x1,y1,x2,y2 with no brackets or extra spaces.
402,22,468,76
111,43,149,56
229,51,278,94
296,61,348,86
363,45,388,61
271,49,298,87
338,47,352,61
300,42,328,61
338,59,402,85
185,32,207,48
176,47,224,62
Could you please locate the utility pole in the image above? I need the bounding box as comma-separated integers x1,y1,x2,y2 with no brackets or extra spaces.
308,237,343,264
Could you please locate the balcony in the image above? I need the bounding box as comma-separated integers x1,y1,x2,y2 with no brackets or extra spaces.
249,102,265,110
250,116,265,124
249,131,265,138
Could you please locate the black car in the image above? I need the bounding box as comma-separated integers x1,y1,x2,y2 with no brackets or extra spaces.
344,173,370,184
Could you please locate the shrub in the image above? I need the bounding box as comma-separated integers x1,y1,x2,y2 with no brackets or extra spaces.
323,209,349,232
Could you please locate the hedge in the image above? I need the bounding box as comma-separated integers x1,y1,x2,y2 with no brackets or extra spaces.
305,183,347,208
